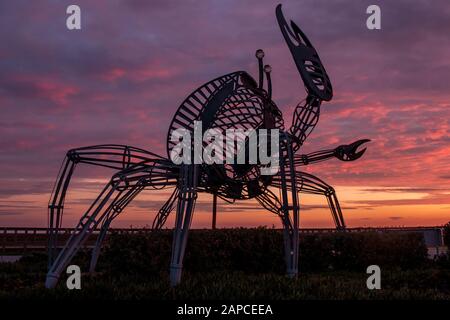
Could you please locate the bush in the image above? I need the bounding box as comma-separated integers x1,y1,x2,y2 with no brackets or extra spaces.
0,229,444,301
444,222,450,246
99,229,428,277
299,231,427,272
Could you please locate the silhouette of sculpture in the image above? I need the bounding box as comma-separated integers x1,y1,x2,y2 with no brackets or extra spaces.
45,4,369,288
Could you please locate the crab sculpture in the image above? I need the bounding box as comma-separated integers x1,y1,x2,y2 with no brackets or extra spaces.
45,4,369,288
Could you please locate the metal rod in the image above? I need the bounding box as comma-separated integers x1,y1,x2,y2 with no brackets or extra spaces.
212,193,217,229
255,49,265,89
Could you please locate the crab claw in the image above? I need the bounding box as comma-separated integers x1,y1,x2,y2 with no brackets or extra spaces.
334,139,370,161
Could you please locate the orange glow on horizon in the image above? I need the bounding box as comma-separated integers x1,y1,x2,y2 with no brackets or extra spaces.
2,182,448,228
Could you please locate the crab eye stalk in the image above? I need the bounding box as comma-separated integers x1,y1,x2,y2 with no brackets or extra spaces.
264,64,272,99
255,49,265,59
255,49,265,89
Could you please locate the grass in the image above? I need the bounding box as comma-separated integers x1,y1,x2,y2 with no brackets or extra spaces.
1,268,449,300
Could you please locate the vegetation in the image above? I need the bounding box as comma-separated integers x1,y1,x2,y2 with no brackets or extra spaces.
99,228,429,274
444,221,450,246
0,228,449,300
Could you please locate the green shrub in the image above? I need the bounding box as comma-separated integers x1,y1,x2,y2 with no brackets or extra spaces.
99,229,428,277
444,222,450,246
0,229,443,300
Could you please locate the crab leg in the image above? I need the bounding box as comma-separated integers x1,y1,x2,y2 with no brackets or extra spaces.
46,176,126,288
256,188,283,216
295,172,346,230
152,187,180,230
89,182,145,272
45,160,177,288
271,171,346,230
47,144,166,267
170,164,198,286
48,156,77,268
278,134,300,277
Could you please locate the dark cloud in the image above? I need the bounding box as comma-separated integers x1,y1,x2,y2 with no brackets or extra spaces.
361,188,444,193
349,194,450,207
0,211,25,216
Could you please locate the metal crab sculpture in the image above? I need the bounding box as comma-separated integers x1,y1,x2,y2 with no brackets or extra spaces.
45,4,369,288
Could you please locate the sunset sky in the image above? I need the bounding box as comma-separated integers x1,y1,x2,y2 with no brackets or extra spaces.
0,0,449,229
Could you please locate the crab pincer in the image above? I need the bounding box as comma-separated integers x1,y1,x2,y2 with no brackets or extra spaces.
334,139,371,161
